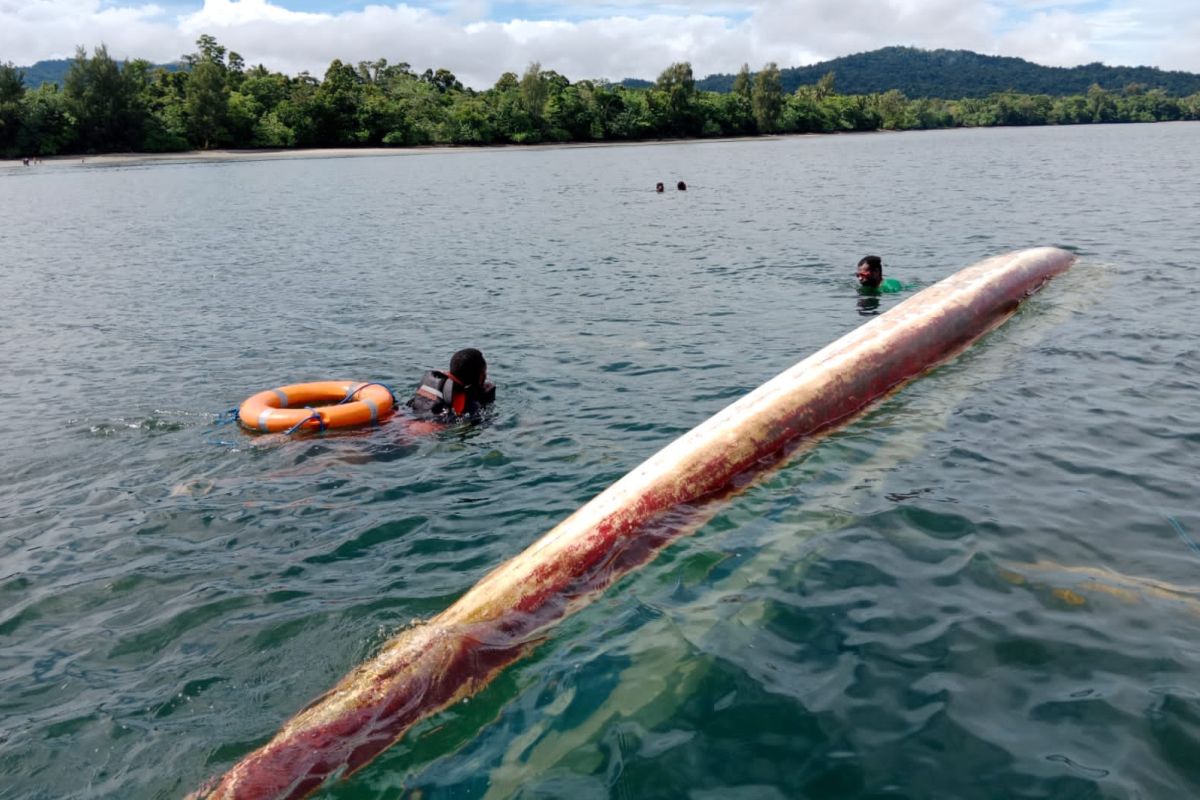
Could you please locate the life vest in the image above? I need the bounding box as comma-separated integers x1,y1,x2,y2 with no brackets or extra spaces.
406,370,469,419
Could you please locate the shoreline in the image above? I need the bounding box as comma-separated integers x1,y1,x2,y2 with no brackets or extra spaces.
0,134,785,171
6,120,1190,171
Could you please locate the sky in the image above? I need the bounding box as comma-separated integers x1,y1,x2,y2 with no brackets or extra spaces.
4,0,1199,89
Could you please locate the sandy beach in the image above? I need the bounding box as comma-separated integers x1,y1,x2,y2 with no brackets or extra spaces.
1,136,776,172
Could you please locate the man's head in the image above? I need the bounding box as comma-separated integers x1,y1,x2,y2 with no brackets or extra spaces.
449,348,487,387
856,255,883,288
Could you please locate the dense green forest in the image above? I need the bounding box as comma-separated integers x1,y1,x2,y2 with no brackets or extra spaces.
695,47,1200,98
3,36,1200,158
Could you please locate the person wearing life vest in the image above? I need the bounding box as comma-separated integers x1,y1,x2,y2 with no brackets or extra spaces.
406,348,496,422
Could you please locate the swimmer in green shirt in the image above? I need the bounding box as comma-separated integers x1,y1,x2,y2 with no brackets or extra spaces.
856,255,904,293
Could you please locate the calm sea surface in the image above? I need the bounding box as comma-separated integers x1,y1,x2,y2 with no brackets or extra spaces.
1,124,1198,800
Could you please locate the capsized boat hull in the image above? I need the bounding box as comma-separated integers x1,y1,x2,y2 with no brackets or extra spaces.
191,246,1077,799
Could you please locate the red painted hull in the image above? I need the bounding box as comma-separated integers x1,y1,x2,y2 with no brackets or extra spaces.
191,247,1076,799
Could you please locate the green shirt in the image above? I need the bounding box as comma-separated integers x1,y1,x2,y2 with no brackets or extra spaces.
859,278,906,294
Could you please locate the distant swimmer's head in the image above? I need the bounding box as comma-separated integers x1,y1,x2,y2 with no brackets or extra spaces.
449,348,488,388
655,182,665,193
676,181,687,191
856,255,883,289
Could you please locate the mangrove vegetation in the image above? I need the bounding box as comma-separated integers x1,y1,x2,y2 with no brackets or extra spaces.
3,36,1200,158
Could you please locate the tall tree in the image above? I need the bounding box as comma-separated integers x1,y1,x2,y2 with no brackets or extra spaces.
1086,83,1117,122
314,59,363,145
185,60,229,148
731,63,752,99
815,70,836,100
17,84,76,155
226,51,245,90
751,62,783,132
0,62,22,103
519,62,549,126
356,59,389,84
0,62,24,155
875,89,909,129
63,44,142,152
421,68,462,93
185,34,227,68
655,61,699,135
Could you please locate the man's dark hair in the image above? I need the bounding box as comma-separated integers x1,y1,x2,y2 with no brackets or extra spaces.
449,348,487,386
858,255,882,272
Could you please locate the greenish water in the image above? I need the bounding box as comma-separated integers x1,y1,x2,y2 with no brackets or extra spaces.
1,125,1198,799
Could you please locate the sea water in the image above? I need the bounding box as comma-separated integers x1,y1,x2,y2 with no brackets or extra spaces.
1,124,1198,798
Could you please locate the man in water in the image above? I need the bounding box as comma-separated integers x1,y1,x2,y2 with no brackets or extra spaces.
655,182,665,193
406,348,496,422
856,255,904,293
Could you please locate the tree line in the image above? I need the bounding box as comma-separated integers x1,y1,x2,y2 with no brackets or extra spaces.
3,36,1200,158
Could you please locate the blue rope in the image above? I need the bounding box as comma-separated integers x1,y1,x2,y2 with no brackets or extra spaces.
205,407,242,446
283,407,326,436
337,381,399,406
1167,515,1200,559
283,381,396,435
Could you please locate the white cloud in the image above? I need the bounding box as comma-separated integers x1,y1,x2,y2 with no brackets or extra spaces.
1081,0,1200,69
182,0,326,25
994,9,1101,66
1,0,178,64
3,0,1199,87
1156,16,1200,73
751,0,1000,63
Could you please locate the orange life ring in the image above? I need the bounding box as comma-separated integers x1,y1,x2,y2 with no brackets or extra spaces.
238,381,395,433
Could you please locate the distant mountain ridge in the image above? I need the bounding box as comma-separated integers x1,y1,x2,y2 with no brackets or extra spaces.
642,46,1200,98
17,46,1200,97
14,58,182,88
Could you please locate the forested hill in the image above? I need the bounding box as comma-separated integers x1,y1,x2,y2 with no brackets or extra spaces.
690,47,1200,98
17,58,181,87
16,59,74,88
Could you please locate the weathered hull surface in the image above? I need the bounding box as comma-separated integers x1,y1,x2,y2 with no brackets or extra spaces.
192,247,1076,799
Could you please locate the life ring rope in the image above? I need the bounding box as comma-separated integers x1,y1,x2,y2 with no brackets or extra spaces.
335,382,396,406
283,407,327,436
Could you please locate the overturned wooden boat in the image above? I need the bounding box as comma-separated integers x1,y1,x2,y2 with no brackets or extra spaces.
191,247,1077,799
